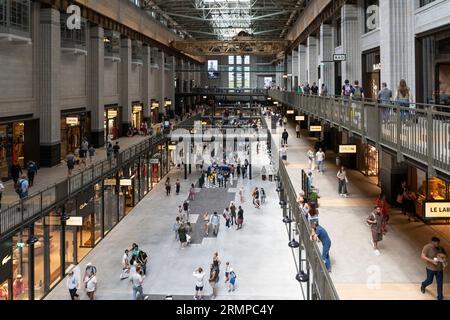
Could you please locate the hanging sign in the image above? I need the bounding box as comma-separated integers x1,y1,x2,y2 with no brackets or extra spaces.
66,216,83,226
424,202,450,219
107,110,118,118
66,117,79,125
333,54,346,61
133,105,143,112
103,179,117,186
310,126,322,132
339,145,357,154
150,159,159,164
296,116,305,121
286,110,295,115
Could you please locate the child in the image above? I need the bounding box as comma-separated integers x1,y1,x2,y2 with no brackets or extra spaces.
228,269,236,292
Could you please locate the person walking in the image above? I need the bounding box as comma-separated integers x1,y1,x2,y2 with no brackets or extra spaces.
26,161,38,187
228,269,237,292
367,206,384,255
224,262,232,283
183,200,190,221
307,149,315,171
223,207,231,229
260,188,266,204
337,167,349,197
193,267,206,300
378,82,393,122
66,271,79,300
296,123,301,138
165,178,171,196
211,212,220,236
121,249,130,280
178,223,188,249
173,217,181,240
321,83,329,96
66,152,75,176
80,138,89,168
261,166,267,181
106,142,113,161
16,175,29,201
395,79,412,121
315,148,325,174
175,179,181,195
203,212,211,236
282,129,289,146
130,266,144,300
137,250,148,276
88,145,95,164
237,206,244,230
229,202,237,226
310,222,332,272
189,184,196,200
280,146,287,161
84,270,97,300
375,193,389,234
252,188,260,209
11,162,23,186
208,260,220,299
113,142,120,158
420,237,446,300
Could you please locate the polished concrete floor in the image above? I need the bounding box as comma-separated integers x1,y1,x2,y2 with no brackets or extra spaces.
45,145,302,300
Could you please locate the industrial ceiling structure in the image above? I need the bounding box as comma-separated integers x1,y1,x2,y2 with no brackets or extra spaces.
140,0,306,55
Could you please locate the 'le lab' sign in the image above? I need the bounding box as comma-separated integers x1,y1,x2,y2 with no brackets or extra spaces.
424,202,450,219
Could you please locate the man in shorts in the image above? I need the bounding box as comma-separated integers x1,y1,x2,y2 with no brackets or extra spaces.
193,267,205,300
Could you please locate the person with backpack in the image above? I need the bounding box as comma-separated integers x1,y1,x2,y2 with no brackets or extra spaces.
342,79,353,113
16,175,29,201
208,260,220,299
66,152,75,176
352,80,365,101
26,160,38,187
228,269,237,292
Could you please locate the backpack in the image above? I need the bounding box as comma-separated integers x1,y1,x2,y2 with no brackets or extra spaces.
15,179,24,195
353,86,362,98
343,84,353,96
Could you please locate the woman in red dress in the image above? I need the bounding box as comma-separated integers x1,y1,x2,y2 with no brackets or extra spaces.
375,193,389,234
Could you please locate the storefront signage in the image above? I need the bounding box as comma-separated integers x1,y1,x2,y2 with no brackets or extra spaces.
274,101,279,105
104,179,117,186
165,101,172,107
76,189,95,218
151,102,159,109
66,117,79,126
107,110,118,119
286,110,295,115
339,145,357,154
120,179,132,186
0,238,12,283
168,145,177,150
44,216,61,226
310,126,322,132
296,116,305,121
133,105,143,112
424,202,450,219
66,216,83,226
150,159,159,164
373,63,381,71
333,54,346,62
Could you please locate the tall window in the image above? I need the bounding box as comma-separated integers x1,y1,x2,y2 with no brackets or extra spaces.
336,18,342,47
228,55,250,88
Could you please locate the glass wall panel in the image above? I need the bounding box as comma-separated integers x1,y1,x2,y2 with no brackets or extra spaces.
12,229,29,300
33,218,45,299
45,210,62,289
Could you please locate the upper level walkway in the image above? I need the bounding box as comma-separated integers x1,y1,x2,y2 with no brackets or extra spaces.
269,90,450,179
268,116,450,300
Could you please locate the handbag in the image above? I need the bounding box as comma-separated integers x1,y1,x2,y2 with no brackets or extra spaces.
396,194,403,204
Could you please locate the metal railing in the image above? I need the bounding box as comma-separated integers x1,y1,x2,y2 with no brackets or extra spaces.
0,115,200,238
191,88,268,95
269,90,450,177
262,115,339,300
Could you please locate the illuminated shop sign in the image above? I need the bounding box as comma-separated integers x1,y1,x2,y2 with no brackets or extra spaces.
296,116,305,121
339,145,357,154
107,110,118,119
133,105,143,112
309,126,322,132
286,110,294,115
66,117,79,125
425,202,450,219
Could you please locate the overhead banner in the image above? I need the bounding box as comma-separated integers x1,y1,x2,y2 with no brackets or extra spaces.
424,202,450,219
310,126,322,132
339,145,357,154
286,110,294,115
296,116,305,121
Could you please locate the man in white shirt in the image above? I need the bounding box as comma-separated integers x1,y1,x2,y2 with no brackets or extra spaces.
307,150,315,171
211,212,220,236
130,266,144,300
66,271,79,300
316,148,326,174
193,267,205,300
84,273,97,300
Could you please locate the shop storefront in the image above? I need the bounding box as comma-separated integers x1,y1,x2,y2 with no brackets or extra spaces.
356,141,379,178
131,103,143,130
60,111,91,159
406,165,450,221
0,118,39,181
362,48,381,100
416,29,450,105
151,100,160,125
104,106,121,142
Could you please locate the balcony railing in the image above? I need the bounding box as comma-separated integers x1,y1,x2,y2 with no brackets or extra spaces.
0,114,201,238
190,88,268,95
269,90,450,177
0,0,31,41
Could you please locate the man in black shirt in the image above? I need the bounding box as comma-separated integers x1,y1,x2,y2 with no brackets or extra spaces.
113,142,120,157
311,82,319,95
282,129,289,146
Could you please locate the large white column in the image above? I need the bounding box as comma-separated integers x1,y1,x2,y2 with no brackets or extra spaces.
341,3,362,84
298,44,307,85
142,45,152,124
39,7,61,166
120,37,132,134
307,36,318,85
88,25,105,148
286,53,292,90
320,23,334,93
292,50,299,89
380,0,416,98
159,50,166,115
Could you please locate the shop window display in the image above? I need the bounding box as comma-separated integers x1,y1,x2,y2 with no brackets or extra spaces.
0,280,8,300
94,183,103,244
0,122,25,180
428,177,449,201
33,218,45,299
46,211,62,288
12,229,29,300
